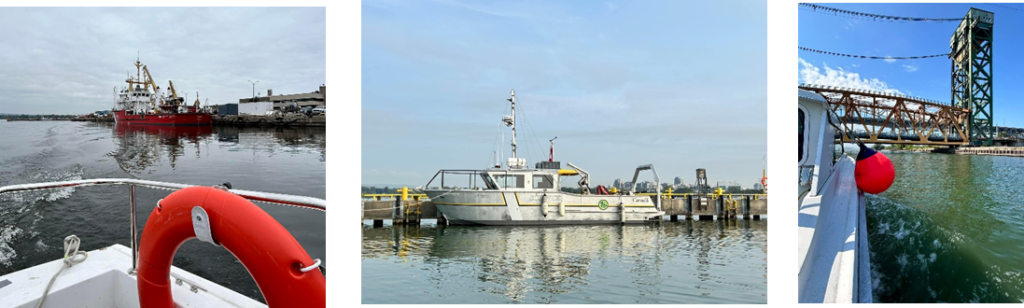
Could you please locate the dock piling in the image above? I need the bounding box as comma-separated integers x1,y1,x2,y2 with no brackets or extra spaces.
684,195,693,219
715,197,724,219
742,196,751,219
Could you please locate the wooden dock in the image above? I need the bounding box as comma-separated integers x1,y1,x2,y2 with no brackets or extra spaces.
362,195,767,227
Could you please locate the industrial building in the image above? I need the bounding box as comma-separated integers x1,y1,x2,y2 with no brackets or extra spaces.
239,84,326,110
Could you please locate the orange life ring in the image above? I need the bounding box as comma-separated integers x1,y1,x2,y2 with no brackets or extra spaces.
761,176,767,187
137,186,325,308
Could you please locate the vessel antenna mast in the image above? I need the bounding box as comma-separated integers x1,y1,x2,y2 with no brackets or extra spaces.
507,88,516,159
549,136,557,162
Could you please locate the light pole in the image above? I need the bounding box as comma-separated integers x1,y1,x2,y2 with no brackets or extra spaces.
248,80,259,102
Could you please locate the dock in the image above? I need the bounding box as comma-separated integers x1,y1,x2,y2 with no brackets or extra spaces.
362,191,767,227
69,117,114,122
67,114,326,127
213,114,325,127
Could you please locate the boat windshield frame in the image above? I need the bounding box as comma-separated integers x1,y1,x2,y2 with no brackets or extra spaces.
425,169,560,191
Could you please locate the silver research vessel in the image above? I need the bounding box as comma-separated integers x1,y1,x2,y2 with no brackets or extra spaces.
423,90,665,225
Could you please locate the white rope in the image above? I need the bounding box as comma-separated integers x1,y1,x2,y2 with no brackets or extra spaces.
299,259,321,273
36,235,88,308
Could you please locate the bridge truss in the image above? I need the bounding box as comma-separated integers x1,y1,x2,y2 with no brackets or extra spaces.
800,84,970,146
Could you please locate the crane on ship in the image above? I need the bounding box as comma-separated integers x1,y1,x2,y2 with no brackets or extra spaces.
142,65,161,108
142,65,158,93
165,80,185,111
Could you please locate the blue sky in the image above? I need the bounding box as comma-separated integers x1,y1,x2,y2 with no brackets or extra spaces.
362,0,767,188
799,3,1024,127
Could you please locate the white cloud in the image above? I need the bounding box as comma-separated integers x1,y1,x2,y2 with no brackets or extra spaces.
884,57,896,64
604,1,617,11
798,58,904,95
903,64,918,72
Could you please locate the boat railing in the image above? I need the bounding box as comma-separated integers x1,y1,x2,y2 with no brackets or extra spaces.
424,169,500,190
0,178,326,276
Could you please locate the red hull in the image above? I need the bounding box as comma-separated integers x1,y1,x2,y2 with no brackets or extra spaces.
113,111,211,126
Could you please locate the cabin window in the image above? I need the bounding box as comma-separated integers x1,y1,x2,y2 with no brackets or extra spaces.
798,109,805,162
480,173,499,189
533,175,554,189
492,174,524,189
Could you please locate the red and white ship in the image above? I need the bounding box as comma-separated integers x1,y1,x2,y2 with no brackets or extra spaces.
113,58,212,126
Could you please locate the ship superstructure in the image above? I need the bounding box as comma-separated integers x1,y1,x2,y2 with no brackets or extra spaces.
113,57,211,126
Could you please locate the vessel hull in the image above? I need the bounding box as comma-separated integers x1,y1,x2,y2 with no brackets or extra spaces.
113,111,211,126
425,190,664,225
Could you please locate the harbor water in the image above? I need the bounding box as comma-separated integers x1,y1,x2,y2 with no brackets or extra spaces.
362,220,767,304
0,121,325,303
867,152,1024,302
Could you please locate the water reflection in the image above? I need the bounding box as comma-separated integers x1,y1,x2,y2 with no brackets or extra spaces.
111,124,212,172
110,124,326,174
362,220,767,304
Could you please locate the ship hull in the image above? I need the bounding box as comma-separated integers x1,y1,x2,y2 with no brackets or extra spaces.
113,111,212,126
424,190,664,225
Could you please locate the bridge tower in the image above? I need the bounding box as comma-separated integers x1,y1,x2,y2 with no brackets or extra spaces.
950,8,994,146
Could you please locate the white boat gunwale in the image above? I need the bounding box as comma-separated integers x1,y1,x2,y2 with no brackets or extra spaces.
0,178,326,307
797,89,871,303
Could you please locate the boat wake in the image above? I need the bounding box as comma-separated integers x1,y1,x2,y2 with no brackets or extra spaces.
0,164,84,269
866,194,1014,303
3,165,84,205
0,225,23,267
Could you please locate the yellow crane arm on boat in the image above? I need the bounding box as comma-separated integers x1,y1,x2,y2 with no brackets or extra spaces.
142,65,158,93
557,169,578,176
168,80,179,100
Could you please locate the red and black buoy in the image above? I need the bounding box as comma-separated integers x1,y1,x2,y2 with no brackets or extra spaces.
854,143,895,194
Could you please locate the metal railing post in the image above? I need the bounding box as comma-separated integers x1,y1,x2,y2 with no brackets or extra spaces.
130,184,137,275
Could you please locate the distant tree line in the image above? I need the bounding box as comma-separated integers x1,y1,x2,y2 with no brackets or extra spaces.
362,186,422,194
0,114,78,120
363,184,764,195
559,185,762,195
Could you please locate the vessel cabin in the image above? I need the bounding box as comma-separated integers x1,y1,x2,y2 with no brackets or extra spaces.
425,168,571,192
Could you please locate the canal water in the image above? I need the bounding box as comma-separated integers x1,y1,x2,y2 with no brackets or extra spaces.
0,120,325,303
362,220,767,304
867,152,1024,303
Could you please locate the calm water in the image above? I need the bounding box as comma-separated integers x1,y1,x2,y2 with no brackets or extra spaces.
362,220,767,304
0,121,325,303
866,152,1024,303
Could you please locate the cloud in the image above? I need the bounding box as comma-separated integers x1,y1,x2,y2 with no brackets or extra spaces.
884,57,896,64
798,58,904,95
903,64,918,72
0,8,325,114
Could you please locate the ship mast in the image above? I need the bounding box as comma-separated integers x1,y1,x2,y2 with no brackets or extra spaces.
501,89,527,169
508,89,516,159
135,52,141,89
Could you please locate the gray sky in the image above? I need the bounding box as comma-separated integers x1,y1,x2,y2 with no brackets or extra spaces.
362,0,768,188
0,7,325,115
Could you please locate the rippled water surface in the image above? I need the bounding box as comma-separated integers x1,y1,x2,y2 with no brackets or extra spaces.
867,152,1024,303
362,220,767,304
0,121,325,303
